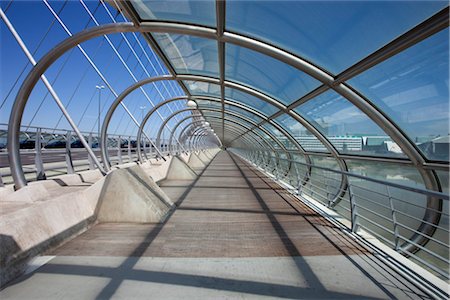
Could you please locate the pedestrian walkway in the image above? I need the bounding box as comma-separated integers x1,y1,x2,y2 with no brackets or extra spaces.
0,151,430,299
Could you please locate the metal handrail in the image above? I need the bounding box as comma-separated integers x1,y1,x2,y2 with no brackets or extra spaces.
274,155,449,200
236,148,449,280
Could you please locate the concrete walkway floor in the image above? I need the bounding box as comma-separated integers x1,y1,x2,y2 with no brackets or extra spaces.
0,151,431,299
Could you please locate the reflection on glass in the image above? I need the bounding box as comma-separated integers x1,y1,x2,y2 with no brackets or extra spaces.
350,29,449,161
225,87,279,115
227,1,446,73
183,81,220,96
196,99,222,108
153,34,218,77
131,0,216,26
346,159,424,188
225,104,263,123
262,123,296,150
274,114,328,152
296,90,406,158
225,44,320,105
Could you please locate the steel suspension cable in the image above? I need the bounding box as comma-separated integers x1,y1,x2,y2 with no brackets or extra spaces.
0,0,69,111
41,0,164,157
79,0,186,152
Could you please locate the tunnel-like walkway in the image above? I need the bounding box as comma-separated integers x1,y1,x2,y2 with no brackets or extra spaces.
0,151,431,299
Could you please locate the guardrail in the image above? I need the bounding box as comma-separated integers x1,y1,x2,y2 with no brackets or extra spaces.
0,125,180,186
233,148,449,281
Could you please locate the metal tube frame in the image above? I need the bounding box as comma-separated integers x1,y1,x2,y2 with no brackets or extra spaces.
7,17,444,254
155,108,288,171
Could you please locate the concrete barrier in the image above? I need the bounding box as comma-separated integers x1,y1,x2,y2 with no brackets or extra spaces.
166,155,198,180
0,148,219,286
97,165,173,223
187,153,207,169
0,159,174,286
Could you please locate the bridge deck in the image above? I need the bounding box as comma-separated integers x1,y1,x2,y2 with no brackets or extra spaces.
1,151,428,299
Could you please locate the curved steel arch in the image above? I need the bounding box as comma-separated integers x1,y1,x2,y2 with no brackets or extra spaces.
154,107,290,168
184,114,283,172
170,117,260,155
177,117,270,154
171,118,205,153
171,115,280,167
8,21,440,253
90,71,346,201
102,93,188,170
130,98,280,163
196,121,275,166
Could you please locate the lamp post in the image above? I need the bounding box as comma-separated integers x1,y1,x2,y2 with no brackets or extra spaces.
139,106,146,151
95,85,105,139
139,106,146,122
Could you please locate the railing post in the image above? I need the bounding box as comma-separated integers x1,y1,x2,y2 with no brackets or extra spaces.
35,127,46,180
88,133,95,170
295,164,305,195
117,136,122,165
348,183,359,233
0,172,4,187
387,186,400,250
128,136,132,162
65,131,74,174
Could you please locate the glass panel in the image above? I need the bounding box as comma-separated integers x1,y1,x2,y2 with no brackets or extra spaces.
349,29,449,161
225,87,279,116
253,127,277,148
227,1,446,73
196,99,222,108
130,0,216,27
225,104,263,123
345,159,433,266
152,34,218,77
274,114,328,152
295,90,406,158
183,81,220,97
262,123,296,150
301,156,342,206
225,44,320,105
346,160,425,189
201,111,222,118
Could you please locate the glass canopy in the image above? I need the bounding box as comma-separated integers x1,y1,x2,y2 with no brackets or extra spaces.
128,0,449,165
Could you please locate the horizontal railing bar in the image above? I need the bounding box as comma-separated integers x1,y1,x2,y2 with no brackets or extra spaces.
273,155,449,199
401,249,449,279
357,214,396,235
396,225,449,249
354,204,394,223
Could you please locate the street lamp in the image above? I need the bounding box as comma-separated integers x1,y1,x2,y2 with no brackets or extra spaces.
139,106,146,122
95,85,105,138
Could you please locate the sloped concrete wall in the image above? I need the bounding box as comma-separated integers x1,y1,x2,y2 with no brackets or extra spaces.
166,155,198,180
0,148,220,286
97,165,173,223
0,160,176,286
187,153,207,169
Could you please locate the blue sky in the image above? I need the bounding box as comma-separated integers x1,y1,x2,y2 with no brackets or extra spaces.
1,0,188,139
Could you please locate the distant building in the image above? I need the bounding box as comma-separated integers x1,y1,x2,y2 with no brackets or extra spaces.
417,135,450,160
